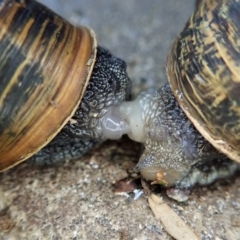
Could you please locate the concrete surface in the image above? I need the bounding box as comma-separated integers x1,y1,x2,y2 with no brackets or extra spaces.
1,0,240,239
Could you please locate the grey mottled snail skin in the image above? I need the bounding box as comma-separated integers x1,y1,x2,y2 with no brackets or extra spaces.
119,86,239,188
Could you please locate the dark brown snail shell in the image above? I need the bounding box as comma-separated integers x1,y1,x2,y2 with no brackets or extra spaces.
167,0,240,163
0,0,97,171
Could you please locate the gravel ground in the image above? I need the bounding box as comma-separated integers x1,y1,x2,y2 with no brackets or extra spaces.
1,0,240,240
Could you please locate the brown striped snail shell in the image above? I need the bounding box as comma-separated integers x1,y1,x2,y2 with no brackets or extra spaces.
167,0,240,163
0,0,130,171
0,0,96,170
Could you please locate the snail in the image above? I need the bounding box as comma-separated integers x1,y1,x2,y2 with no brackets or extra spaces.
0,0,131,171
1,0,240,195
112,0,240,190
126,0,240,189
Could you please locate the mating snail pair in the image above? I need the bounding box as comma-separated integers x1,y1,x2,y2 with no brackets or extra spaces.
1,0,240,192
